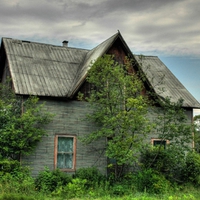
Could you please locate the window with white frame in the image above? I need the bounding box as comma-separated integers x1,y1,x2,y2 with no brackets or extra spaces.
54,135,76,171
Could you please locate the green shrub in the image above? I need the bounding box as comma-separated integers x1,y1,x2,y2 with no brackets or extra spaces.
134,169,171,194
35,167,72,193
0,174,34,194
0,165,35,194
74,167,105,188
0,159,20,174
52,178,87,198
184,152,200,185
110,183,131,196
0,193,35,200
140,145,185,184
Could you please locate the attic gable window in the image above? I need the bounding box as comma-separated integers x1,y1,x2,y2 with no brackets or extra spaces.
54,135,76,171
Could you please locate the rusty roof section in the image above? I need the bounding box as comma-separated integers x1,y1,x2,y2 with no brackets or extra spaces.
134,55,200,108
0,32,199,108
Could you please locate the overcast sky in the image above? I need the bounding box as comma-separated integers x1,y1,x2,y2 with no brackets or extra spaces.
1,0,200,114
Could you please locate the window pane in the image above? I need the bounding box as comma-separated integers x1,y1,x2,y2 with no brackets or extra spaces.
57,136,74,169
57,153,73,169
153,140,166,149
58,137,73,152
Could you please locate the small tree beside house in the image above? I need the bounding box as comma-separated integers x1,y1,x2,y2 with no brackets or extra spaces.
0,82,53,162
79,55,153,179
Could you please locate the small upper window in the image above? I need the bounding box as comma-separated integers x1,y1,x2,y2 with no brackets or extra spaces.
151,139,169,149
54,135,76,171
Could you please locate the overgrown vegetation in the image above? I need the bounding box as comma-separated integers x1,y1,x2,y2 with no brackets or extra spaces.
0,164,200,199
194,114,200,153
79,55,153,179
139,99,193,184
79,54,194,182
0,55,199,199
152,97,193,151
0,81,53,160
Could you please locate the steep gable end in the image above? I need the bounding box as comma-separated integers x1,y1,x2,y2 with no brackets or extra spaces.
70,31,134,97
70,32,118,96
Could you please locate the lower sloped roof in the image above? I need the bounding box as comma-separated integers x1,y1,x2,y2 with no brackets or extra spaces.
2,38,89,97
134,55,200,108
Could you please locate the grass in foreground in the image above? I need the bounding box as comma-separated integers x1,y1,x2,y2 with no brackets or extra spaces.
0,190,199,200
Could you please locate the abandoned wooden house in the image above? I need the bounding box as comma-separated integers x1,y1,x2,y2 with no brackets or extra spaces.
0,32,199,176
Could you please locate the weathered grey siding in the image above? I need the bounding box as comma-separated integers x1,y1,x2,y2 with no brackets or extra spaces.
22,97,193,177
22,99,107,177
145,106,193,147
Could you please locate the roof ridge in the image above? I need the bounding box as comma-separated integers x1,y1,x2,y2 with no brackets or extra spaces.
2,37,90,51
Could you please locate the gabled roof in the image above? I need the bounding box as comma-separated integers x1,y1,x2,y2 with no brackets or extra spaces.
0,32,199,108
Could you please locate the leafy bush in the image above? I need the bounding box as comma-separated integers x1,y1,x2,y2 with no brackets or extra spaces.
140,145,185,183
0,159,35,194
110,183,132,196
0,163,34,194
74,167,105,188
0,159,20,174
0,193,35,200
0,89,53,160
134,169,171,194
34,167,72,193
52,178,87,198
184,152,200,185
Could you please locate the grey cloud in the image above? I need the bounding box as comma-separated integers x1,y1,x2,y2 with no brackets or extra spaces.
0,1,67,23
0,0,199,57
98,0,183,13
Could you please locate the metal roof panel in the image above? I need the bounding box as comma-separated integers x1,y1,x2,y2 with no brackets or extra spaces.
2,38,88,97
1,34,199,108
135,55,200,108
